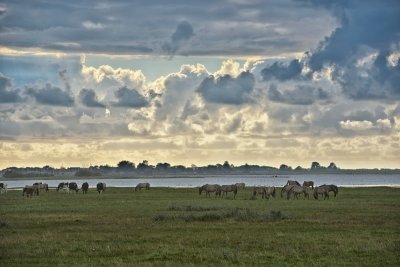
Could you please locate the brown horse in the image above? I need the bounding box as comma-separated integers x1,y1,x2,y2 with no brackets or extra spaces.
135,182,150,191
313,186,329,200
221,184,238,199
23,186,39,197
199,184,221,197
253,187,266,198
287,185,309,200
235,183,245,189
321,184,339,198
265,186,276,199
280,184,294,198
286,180,301,186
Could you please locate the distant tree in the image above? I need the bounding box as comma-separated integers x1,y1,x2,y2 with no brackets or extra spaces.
311,162,321,169
137,160,150,170
279,164,292,170
223,161,231,169
295,166,304,171
117,160,135,169
156,162,171,170
327,162,338,169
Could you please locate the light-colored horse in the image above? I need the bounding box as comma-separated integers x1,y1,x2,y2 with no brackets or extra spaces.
135,182,150,191
265,186,276,199
199,184,221,197
281,184,294,198
221,184,238,199
287,185,309,200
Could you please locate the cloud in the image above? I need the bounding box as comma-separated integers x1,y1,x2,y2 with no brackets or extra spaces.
261,59,303,81
162,21,194,56
82,20,105,30
197,71,255,105
78,88,105,108
268,84,330,105
0,73,23,103
26,83,74,106
111,86,148,108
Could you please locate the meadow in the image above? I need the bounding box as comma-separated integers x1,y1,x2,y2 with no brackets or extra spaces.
0,187,399,266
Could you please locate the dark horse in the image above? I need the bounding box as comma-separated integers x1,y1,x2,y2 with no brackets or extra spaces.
265,186,276,199
23,186,39,197
253,187,266,198
199,184,221,197
221,184,238,199
302,181,314,189
286,180,301,186
97,182,106,193
82,182,89,194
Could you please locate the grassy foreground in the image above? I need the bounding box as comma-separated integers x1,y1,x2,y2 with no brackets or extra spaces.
0,187,399,266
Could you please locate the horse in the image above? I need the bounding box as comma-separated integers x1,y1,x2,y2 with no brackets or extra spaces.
57,182,69,192
253,187,266,198
81,182,89,194
280,184,294,198
135,182,150,191
199,184,221,197
97,182,106,193
313,186,329,200
235,183,245,189
265,186,276,199
23,185,39,197
34,182,49,192
68,182,79,193
321,184,339,198
0,183,7,194
287,185,309,200
302,181,314,189
286,180,301,186
221,184,238,199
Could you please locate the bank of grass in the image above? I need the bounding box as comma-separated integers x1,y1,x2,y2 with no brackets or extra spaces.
0,187,399,266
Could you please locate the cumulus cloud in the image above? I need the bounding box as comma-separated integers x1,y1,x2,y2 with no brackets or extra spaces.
111,86,148,108
0,73,23,103
26,83,74,106
78,88,105,108
261,59,303,81
197,72,255,105
162,21,194,56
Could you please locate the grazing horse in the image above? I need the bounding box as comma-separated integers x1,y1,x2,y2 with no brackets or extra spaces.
135,182,150,191
57,182,69,192
313,186,329,200
287,185,309,200
34,182,49,192
321,184,339,198
97,182,106,194
253,187,266,198
302,181,314,189
199,184,221,197
68,182,79,193
235,183,245,189
0,183,7,194
265,186,276,199
81,182,89,194
23,186,39,197
286,180,301,186
280,184,294,198
221,184,238,199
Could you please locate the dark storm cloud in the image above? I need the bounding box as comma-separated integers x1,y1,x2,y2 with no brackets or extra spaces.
261,0,400,101
0,73,23,103
0,0,335,56
26,83,74,106
162,21,194,56
78,88,105,108
197,72,255,105
111,86,148,108
268,84,330,105
261,59,303,81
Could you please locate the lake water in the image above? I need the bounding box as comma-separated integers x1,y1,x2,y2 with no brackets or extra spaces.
3,174,400,188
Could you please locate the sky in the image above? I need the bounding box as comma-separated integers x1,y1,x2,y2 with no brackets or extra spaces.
0,0,399,169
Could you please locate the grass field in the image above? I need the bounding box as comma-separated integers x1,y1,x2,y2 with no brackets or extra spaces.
1,187,399,266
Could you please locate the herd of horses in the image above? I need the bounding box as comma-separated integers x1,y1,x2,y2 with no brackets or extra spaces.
198,180,338,200
14,182,151,197
1,179,337,200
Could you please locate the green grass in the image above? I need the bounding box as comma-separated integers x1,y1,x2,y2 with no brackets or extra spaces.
0,187,399,266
